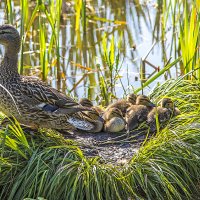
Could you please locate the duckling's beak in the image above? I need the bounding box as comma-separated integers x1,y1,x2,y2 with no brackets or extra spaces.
148,102,156,107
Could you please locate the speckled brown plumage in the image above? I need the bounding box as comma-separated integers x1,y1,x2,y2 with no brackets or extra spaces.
82,109,104,132
0,24,98,132
78,98,104,132
105,93,137,116
147,98,181,132
79,98,104,115
103,107,125,132
125,95,155,131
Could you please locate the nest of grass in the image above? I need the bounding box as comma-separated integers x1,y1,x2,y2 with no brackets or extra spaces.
1,79,200,200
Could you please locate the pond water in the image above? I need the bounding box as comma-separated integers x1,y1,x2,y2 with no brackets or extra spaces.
0,0,179,105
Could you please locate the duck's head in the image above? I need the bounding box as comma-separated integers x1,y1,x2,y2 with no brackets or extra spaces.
0,25,21,56
105,107,123,120
136,95,155,107
160,98,174,109
79,98,93,108
127,93,137,104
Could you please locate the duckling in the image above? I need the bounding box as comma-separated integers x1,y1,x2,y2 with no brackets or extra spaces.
105,93,137,117
125,95,155,131
83,109,104,133
79,98,104,115
147,98,180,132
79,98,104,132
103,108,125,133
0,24,101,132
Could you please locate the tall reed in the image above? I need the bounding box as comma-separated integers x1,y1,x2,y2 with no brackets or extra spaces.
97,33,124,105
179,2,200,79
19,0,29,74
6,0,14,24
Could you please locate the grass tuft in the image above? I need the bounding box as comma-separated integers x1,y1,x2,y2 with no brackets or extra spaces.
0,79,200,199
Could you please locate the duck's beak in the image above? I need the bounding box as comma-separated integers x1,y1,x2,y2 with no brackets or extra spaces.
148,102,156,107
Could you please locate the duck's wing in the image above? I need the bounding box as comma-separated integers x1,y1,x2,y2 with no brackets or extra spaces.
18,76,90,114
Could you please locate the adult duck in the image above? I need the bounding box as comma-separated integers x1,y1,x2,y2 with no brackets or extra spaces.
0,24,99,132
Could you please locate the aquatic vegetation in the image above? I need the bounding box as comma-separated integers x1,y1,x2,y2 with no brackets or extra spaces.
4,0,199,100
179,3,200,80
96,33,124,105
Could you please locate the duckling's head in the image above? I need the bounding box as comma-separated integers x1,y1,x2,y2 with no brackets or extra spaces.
79,98,93,108
0,25,21,55
104,107,123,120
160,98,174,109
127,93,137,104
136,95,155,107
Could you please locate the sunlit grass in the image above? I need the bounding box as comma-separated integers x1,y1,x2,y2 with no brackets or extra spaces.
0,79,200,199
179,2,200,79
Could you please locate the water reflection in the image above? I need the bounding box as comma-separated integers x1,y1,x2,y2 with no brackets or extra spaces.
0,0,177,105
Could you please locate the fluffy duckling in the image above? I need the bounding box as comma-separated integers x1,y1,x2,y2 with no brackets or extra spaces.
105,93,137,117
83,109,104,132
79,98,104,115
125,95,155,131
78,98,104,132
147,98,180,132
103,108,125,133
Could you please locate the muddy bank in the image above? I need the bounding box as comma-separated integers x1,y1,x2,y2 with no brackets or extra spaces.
64,129,149,165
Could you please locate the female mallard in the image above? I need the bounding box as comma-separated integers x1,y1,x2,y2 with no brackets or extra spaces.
0,24,100,132
147,98,180,132
103,107,125,132
105,93,137,117
79,98,104,115
125,95,155,131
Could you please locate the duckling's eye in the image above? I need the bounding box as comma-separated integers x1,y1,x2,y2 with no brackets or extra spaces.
166,103,172,107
